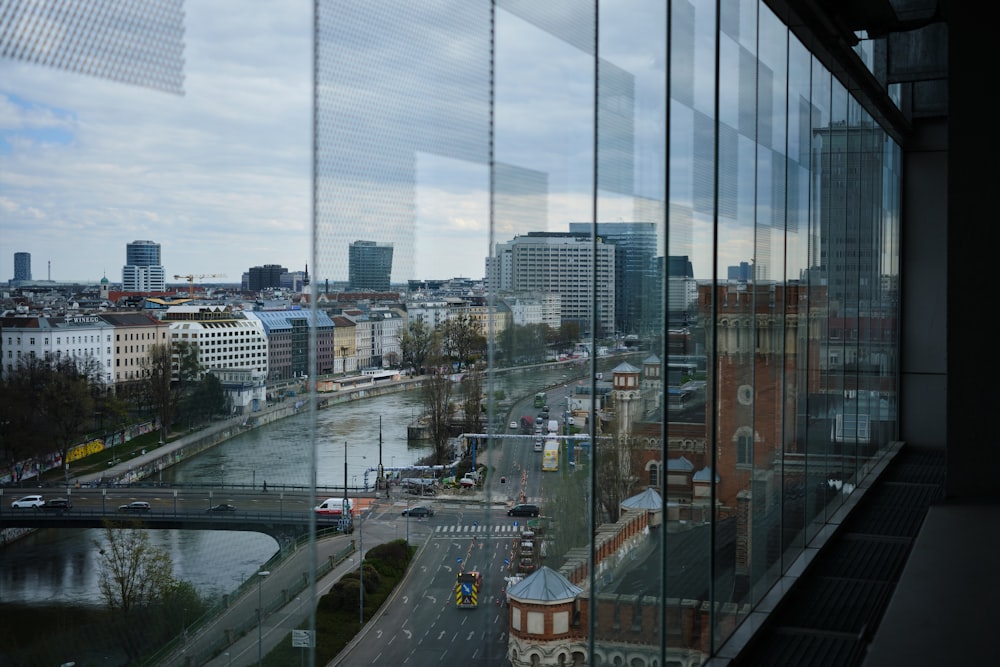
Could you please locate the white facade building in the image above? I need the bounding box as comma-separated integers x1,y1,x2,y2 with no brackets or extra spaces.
369,309,405,368
163,305,268,412
100,313,172,384
404,300,452,330
495,234,616,336
1,315,115,385
503,293,562,330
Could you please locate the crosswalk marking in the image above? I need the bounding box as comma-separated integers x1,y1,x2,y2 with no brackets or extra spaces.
434,524,527,535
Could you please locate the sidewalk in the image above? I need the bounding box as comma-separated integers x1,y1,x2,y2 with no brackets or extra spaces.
162,498,404,667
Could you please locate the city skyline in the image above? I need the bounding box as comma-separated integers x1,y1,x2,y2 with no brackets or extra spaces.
2,1,776,287
0,1,495,285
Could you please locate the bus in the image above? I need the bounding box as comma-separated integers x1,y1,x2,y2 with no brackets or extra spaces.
541,438,559,472
534,392,546,408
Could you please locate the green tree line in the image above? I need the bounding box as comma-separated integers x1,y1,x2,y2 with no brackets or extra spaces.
0,342,228,481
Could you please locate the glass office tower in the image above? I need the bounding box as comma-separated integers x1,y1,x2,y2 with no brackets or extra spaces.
2,1,916,664
314,1,899,665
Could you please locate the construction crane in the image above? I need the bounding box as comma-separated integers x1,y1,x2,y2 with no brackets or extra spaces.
174,273,226,298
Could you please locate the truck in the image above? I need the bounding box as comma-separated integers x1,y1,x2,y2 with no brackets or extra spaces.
459,469,483,488
542,438,559,472
314,497,355,515
547,419,559,434
455,570,482,608
520,415,535,434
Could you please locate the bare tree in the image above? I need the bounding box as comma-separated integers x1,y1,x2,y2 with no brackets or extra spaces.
460,365,485,437
0,357,49,480
593,408,641,523
143,340,200,442
39,356,96,478
423,358,454,464
398,320,434,374
144,343,175,443
95,520,178,614
94,519,201,662
440,314,485,369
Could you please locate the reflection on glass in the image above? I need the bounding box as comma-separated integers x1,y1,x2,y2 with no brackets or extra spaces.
2,0,902,664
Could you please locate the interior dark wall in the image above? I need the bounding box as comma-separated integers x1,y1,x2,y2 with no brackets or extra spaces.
944,2,998,499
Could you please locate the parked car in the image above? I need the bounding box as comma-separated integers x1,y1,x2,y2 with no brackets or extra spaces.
41,498,72,512
402,505,434,517
207,503,237,512
507,503,540,517
118,501,151,513
11,494,44,509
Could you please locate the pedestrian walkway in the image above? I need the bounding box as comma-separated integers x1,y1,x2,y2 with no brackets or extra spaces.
433,523,533,536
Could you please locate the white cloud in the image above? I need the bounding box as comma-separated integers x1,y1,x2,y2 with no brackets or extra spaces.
0,1,312,284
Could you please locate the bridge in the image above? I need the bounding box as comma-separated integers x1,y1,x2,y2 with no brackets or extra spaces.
0,487,358,540
0,507,353,540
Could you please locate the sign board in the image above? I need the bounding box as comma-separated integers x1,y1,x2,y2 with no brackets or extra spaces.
292,629,315,648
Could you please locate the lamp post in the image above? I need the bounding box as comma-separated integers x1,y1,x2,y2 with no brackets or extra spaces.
257,570,270,666
358,504,364,624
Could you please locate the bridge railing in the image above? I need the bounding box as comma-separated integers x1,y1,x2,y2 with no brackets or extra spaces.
144,528,355,666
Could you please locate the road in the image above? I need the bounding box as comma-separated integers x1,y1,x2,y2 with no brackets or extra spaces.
333,502,522,666
332,386,570,666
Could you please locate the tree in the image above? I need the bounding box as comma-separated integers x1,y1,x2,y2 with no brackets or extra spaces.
143,341,201,441
183,372,228,426
0,355,97,481
460,365,485,438
38,356,96,478
0,358,48,480
593,406,641,523
439,314,485,369
500,323,551,365
555,321,581,352
547,460,591,565
144,343,175,442
94,519,186,661
95,520,178,614
398,320,434,374
423,355,454,464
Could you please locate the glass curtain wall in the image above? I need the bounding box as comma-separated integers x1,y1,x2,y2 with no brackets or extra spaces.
312,0,899,665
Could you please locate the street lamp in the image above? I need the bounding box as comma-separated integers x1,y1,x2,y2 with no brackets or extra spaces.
257,570,270,666
358,505,364,624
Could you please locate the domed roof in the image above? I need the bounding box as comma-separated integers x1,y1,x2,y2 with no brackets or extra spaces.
507,566,582,603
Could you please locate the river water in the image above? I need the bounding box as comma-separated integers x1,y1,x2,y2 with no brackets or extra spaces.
0,390,428,607
0,365,589,607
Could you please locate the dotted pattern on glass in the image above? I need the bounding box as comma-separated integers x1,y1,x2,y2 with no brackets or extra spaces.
0,0,185,95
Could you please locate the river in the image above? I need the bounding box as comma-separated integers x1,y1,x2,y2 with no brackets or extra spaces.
0,390,429,607
0,364,590,607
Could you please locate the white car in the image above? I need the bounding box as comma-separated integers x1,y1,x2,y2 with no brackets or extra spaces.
509,421,518,429
11,494,44,509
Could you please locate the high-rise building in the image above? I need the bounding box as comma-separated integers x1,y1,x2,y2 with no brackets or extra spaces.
569,222,658,336
813,125,886,315
348,240,393,291
494,232,616,337
122,239,165,292
13,252,31,283
246,264,288,291
727,261,752,281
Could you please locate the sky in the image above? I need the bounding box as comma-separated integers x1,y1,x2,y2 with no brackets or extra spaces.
1,1,764,288
1,2,315,285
